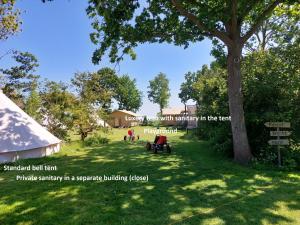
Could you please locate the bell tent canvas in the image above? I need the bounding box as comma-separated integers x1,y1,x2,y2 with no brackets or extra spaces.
0,91,61,163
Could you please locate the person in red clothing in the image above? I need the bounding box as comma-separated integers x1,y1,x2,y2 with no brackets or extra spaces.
131,129,135,141
128,129,132,141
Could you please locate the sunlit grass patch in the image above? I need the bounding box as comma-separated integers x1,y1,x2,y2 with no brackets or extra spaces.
0,127,299,225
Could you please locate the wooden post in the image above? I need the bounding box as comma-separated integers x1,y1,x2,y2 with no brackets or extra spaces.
265,121,291,167
277,127,281,167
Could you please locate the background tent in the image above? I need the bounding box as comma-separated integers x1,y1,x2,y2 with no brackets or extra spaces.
161,105,197,128
0,91,61,163
108,110,142,128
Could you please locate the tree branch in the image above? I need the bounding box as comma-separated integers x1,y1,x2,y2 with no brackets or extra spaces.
255,32,261,44
240,0,261,23
0,49,15,61
241,0,282,44
171,0,232,46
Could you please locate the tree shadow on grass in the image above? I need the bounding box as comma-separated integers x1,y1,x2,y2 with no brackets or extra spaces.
0,138,299,225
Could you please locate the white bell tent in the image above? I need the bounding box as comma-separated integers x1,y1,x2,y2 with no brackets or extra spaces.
0,91,61,163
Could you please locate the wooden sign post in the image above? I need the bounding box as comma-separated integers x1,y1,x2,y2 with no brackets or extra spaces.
265,122,291,166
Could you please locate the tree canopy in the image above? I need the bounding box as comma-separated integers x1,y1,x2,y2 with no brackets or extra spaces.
86,0,297,63
115,75,142,112
40,80,76,140
245,3,300,51
178,71,198,105
147,72,170,114
0,0,21,41
0,51,39,107
71,68,118,110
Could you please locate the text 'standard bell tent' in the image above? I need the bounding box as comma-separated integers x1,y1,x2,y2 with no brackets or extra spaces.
0,91,61,163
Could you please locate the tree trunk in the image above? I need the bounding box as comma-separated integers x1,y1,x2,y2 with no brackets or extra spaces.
81,133,85,141
80,126,87,141
184,103,188,134
227,45,252,164
159,104,163,116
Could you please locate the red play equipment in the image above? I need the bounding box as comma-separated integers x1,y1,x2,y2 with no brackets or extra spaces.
146,135,171,154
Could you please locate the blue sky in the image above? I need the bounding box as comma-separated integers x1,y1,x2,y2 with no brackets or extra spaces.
0,0,214,116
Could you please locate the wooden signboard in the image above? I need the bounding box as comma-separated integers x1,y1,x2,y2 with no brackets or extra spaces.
268,139,289,146
264,122,290,128
270,131,291,137
265,121,291,166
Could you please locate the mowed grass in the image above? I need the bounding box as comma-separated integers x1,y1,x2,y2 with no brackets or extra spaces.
0,126,299,225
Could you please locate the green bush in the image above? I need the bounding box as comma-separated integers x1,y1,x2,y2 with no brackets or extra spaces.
84,134,109,147
242,44,300,169
152,119,161,128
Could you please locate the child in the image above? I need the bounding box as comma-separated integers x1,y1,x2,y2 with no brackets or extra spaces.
131,129,135,142
128,129,132,141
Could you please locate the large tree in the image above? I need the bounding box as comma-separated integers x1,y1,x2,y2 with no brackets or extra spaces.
71,68,118,110
86,0,298,164
147,73,171,114
179,71,198,131
40,80,76,140
71,68,119,130
72,101,99,141
115,75,142,112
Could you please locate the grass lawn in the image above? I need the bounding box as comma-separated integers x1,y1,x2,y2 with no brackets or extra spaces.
0,126,299,225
